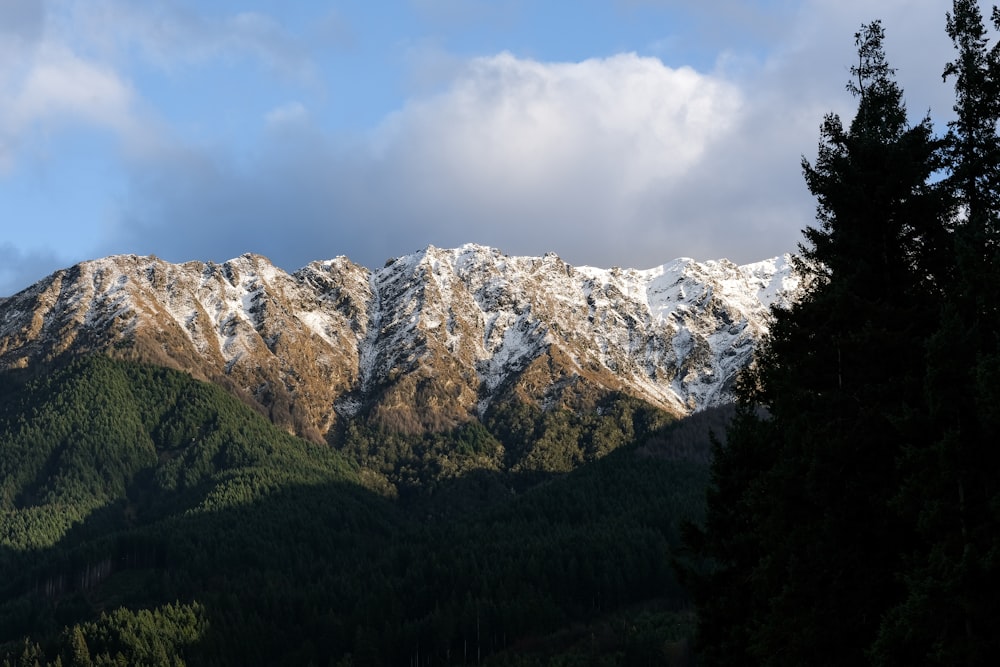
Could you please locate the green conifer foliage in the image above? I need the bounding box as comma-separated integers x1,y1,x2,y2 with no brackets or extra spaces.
686,22,951,665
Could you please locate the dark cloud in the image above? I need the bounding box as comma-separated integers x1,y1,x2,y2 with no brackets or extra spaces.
623,0,802,60
0,242,64,297
0,0,44,46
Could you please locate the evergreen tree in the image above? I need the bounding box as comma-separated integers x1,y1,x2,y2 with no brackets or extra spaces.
875,2,1000,663
686,22,949,666
66,627,91,667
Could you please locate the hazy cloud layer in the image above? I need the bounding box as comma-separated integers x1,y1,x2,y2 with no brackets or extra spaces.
0,0,970,296
58,0,322,84
96,1,960,274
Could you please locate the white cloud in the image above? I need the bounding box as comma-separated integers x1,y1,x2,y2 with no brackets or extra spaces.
359,52,745,259
68,0,972,283
0,0,323,174
8,44,133,127
0,41,154,173
105,51,760,270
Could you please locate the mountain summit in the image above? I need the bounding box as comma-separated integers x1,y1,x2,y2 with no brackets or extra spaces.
0,244,796,442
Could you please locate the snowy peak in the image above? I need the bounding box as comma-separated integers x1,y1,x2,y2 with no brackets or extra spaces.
0,246,797,440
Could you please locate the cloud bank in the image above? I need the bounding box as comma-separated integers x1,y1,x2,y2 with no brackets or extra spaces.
102,51,799,273
0,0,964,296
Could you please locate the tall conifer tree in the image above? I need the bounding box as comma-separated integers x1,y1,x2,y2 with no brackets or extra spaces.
685,22,949,666
875,2,1000,663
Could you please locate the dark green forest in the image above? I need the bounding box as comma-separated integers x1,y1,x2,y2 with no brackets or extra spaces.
684,2,1000,665
0,354,718,666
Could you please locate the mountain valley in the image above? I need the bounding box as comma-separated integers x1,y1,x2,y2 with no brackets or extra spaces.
0,244,794,665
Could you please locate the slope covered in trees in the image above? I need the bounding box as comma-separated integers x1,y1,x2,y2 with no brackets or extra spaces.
0,354,717,665
686,3,1000,665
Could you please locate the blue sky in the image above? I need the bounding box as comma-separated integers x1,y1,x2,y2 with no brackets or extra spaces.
0,0,966,295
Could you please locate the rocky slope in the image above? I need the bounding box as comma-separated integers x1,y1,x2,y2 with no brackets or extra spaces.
0,244,797,441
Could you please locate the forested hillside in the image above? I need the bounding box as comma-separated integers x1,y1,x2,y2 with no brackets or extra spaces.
0,355,719,665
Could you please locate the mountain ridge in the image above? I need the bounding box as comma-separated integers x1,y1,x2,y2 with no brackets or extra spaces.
0,243,797,442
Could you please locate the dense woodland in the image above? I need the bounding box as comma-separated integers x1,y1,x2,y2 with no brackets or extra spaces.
5,2,1000,665
0,355,723,665
683,2,1000,665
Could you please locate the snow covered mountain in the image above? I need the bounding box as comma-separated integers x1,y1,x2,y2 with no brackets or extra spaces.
0,244,797,441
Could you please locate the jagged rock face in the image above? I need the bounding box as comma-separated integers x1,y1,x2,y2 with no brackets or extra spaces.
0,244,797,441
